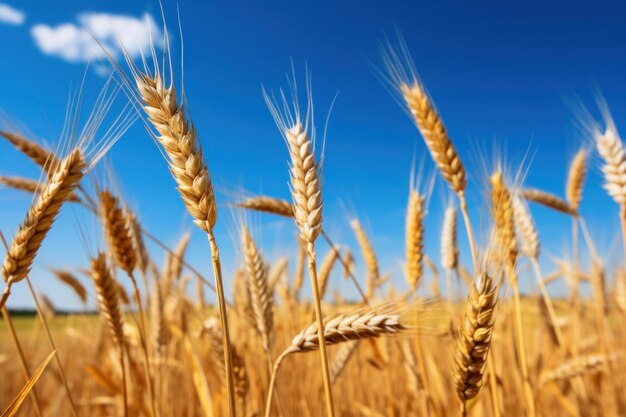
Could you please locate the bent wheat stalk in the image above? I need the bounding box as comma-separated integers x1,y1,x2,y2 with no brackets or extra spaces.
265,310,406,417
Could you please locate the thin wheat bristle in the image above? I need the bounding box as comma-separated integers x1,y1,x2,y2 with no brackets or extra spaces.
286,310,405,354
513,197,540,260
405,189,425,290
99,190,137,276
522,188,577,216
2,149,86,285
491,172,518,265
351,219,380,298
90,253,125,347
566,148,587,212
0,131,59,175
241,226,273,352
441,205,459,270
135,73,217,232
51,269,87,304
236,196,293,218
453,270,499,403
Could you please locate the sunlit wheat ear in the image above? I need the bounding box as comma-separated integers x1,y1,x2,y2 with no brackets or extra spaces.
286,310,406,354
329,340,359,383
380,42,466,193
241,226,273,352
566,148,587,212
351,219,379,298
134,71,217,232
99,190,136,276
593,112,626,205
453,270,500,406
522,188,577,216
318,246,340,300
441,205,459,270
512,197,540,259
263,80,323,244
539,353,623,386
125,211,150,276
90,253,125,347
405,189,425,290
0,131,59,175
0,176,80,202
51,269,87,304
490,171,518,265
235,196,294,218
2,149,86,286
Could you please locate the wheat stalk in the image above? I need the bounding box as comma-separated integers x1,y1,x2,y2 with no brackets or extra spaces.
99,190,137,276
241,226,273,352
132,57,236,416
522,188,576,216
0,131,59,175
0,176,80,202
235,196,293,218
441,205,459,271
1,149,86,309
351,219,379,299
405,190,425,290
453,270,499,413
491,171,536,417
566,149,587,212
264,72,334,417
318,247,340,300
50,269,87,304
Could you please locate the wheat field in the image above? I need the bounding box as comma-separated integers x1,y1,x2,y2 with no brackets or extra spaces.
0,23,625,417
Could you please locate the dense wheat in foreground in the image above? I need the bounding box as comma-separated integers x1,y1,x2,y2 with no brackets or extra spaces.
0,30,625,417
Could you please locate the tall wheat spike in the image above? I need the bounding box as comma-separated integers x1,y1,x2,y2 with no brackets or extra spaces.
441,205,459,271
351,219,380,298
263,71,334,417
99,190,137,276
453,270,499,413
236,196,293,218
318,247,340,300
491,171,536,417
50,269,87,304
522,188,576,216
405,189,425,290
1,149,86,308
131,50,236,416
0,131,59,175
0,176,80,202
241,226,273,353
566,149,587,212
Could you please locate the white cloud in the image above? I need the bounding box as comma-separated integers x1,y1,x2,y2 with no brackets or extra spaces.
0,3,25,25
31,12,163,64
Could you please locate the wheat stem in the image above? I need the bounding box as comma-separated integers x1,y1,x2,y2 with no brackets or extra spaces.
307,241,335,417
207,230,237,417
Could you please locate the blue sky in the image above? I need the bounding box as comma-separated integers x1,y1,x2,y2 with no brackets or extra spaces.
1,0,626,309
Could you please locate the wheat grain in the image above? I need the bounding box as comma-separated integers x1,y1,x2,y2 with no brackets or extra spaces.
522,188,576,216
236,196,293,218
453,271,499,404
566,149,587,212
50,269,87,304
0,131,59,175
441,205,459,271
405,190,425,290
351,219,380,298
318,247,340,300
90,253,125,347
512,197,539,259
99,190,137,276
